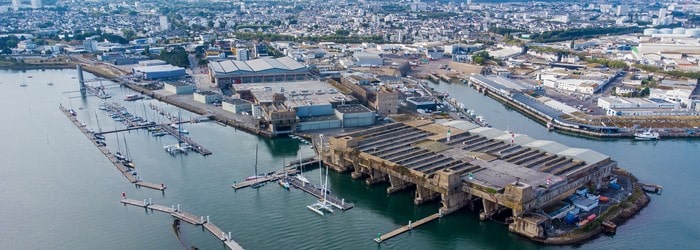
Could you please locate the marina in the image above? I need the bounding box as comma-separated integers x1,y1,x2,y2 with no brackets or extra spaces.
97,102,212,156
120,198,243,250
59,105,167,191
1,69,688,249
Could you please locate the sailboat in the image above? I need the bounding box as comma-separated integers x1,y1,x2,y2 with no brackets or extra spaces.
294,153,310,184
250,142,266,189
307,160,334,215
121,135,136,169
278,157,290,190
164,110,190,155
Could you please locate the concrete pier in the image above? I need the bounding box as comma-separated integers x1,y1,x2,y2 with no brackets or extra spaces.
231,169,298,189
374,213,441,243
120,198,244,250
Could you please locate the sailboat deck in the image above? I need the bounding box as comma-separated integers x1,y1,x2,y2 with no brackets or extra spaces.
288,177,354,210
160,124,212,156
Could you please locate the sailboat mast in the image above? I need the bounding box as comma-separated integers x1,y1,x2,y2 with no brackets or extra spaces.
254,142,259,177
95,111,102,133
123,135,130,161
323,163,329,202
115,127,122,153
178,110,182,146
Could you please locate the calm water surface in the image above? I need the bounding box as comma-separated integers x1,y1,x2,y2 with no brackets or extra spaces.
0,70,697,249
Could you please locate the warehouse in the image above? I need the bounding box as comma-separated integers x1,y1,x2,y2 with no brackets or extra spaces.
164,82,195,94
208,57,310,88
132,65,186,80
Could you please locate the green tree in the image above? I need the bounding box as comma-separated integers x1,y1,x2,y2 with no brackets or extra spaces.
159,46,189,68
122,29,137,40
640,87,650,97
335,29,350,36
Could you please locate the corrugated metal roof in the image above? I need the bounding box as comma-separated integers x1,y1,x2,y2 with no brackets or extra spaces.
277,56,305,70
233,60,252,71
247,59,273,71
209,57,305,75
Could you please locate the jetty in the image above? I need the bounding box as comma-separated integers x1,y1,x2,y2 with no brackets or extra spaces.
120,198,243,250
374,213,441,243
160,124,212,156
287,177,353,210
231,168,298,189
60,105,166,191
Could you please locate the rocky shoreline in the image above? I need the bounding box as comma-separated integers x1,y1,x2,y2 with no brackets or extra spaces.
535,168,651,245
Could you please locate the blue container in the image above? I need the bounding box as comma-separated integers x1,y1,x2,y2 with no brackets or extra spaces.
565,213,578,224
609,183,621,190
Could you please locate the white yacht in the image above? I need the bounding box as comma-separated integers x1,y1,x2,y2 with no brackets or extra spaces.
634,129,660,140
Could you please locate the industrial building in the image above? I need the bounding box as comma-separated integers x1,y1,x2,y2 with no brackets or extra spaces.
354,52,383,67
222,98,252,114
597,96,693,116
325,120,616,239
406,96,438,112
208,57,310,88
231,81,374,134
164,82,195,95
334,104,375,128
194,91,222,104
132,65,186,80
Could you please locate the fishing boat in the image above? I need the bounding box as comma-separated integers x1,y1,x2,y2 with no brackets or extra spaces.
250,142,266,189
634,129,660,140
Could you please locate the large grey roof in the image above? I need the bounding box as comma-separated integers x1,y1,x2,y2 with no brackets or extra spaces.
209,57,305,75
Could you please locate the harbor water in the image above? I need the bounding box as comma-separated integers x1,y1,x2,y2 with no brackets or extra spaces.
0,69,697,249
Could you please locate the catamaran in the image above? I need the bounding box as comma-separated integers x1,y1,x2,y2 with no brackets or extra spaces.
164,110,191,155
307,160,334,215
